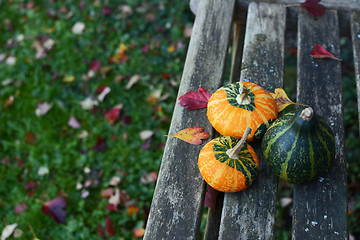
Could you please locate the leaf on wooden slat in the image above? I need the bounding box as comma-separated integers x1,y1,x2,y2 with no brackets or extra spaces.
178,88,211,109
165,126,209,145
270,88,295,112
310,44,342,61
301,0,325,17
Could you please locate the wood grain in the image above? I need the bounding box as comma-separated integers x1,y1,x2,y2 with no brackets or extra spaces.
293,8,348,240
143,0,235,239
218,3,286,239
351,11,360,135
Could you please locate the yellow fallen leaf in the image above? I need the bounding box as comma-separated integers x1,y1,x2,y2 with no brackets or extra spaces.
63,75,75,82
165,126,210,145
270,88,295,113
167,45,176,53
118,43,128,53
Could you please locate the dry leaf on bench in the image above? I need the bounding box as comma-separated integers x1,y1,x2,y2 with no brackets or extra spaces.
165,126,210,145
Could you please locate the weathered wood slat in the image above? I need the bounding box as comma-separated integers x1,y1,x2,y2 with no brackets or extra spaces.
293,8,348,240
218,3,286,239
143,0,235,239
351,11,360,135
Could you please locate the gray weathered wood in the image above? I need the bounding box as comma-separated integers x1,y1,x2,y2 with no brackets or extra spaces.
218,3,286,239
143,0,235,239
293,8,348,240
351,11,360,135
191,0,360,16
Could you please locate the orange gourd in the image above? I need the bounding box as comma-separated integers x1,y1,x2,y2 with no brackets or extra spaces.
207,81,277,142
198,128,258,192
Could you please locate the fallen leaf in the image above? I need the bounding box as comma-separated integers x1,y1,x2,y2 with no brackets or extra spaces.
90,60,102,71
105,216,116,236
167,45,176,53
1,223,18,240
37,166,49,176
280,197,293,208
165,126,210,145
140,171,157,184
35,102,52,116
6,56,16,66
106,204,118,212
32,40,46,59
204,185,218,211
24,180,38,196
101,188,114,198
270,88,295,112
41,197,67,224
25,132,37,145
301,0,325,17
68,116,81,129
125,74,141,90
127,206,139,217
133,228,145,238
93,137,107,152
109,176,121,186
80,97,98,110
104,104,122,124
178,88,211,110
72,22,86,34
15,202,27,214
63,75,75,82
310,44,342,61
101,5,112,15
140,130,154,140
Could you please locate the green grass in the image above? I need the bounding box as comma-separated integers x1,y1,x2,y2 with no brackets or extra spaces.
0,1,194,239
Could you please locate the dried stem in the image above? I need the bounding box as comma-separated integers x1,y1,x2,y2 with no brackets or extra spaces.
226,127,252,159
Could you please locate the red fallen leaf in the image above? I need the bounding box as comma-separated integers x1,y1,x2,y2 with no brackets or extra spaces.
90,60,101,71
178,88,211,110
310,44,342,61
105,216,116,236
24,180,38,196
301,0,325,17
15,202,27,214
104,105,122,124
25,132,37,145
165,126,210,145
106,204,118,212
102,6,112,15
41,197,67,224
93,137,107,152
204,185,219,211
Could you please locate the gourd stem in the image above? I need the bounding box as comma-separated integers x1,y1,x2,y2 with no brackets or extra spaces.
236,85,251,105
226,127,252,159
300,107,314,121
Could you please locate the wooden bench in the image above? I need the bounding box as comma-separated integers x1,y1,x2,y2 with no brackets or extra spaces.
144,0,360,239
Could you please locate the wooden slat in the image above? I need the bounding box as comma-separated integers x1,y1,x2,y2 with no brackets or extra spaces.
351,11,360,135
143,0,235,239
218,3,286,239
293,8,348,240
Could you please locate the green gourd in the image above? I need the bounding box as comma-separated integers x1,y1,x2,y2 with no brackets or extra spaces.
261,107,335,184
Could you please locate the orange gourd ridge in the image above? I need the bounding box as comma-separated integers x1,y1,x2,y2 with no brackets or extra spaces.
198,135,259,192
207,81,278,142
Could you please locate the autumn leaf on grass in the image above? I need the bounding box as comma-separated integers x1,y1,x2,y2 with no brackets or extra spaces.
165,127,210,145
105,216,116,237
178,88,211,110
310,44,342,61
41,197,67,224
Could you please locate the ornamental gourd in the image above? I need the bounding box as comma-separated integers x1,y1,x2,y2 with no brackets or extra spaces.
207,81,277,142
261,107,335,184
198,128,259,192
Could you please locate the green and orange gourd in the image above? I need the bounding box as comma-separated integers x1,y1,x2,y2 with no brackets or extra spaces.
207,81,278,142
198,127,259,192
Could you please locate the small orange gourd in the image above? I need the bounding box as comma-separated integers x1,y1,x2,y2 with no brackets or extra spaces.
198,128,258,192
207,81,277,142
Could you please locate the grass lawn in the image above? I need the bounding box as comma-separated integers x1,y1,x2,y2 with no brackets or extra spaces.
1,1,359,239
